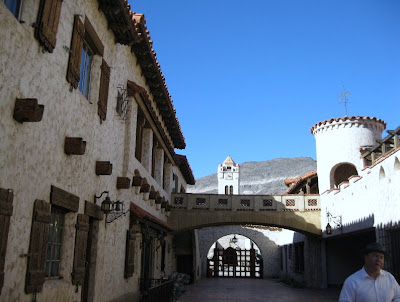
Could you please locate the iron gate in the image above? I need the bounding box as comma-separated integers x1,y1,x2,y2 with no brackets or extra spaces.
207,246,262,278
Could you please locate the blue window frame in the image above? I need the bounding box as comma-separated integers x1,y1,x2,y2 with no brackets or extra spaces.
2,0,23,18
78,42,93,99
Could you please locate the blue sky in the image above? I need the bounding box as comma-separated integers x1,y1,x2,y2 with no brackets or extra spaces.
129,0,400,178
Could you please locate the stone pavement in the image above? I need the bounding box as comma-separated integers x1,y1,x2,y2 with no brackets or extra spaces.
177,278,340,302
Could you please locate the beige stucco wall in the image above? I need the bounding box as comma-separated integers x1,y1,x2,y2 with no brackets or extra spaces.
0,1,187,301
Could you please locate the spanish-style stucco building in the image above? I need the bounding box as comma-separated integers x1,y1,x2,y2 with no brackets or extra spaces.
0,0,194,301
281,116,400,288
1,0,399,300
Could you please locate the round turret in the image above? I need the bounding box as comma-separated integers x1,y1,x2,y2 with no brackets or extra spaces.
311,116,386,193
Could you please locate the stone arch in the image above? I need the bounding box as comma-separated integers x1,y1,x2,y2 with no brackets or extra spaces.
394,157,400,171
379,166,386,180
330,162,358,188
198,225,281,279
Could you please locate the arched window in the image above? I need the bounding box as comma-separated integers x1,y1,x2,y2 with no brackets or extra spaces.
225,186,228,195
230,185,233,195
331,163,358,188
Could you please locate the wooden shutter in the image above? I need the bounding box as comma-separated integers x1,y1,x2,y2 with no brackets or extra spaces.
124,229,136,278
67,15,85,89
0,189,14,294
98,59,110,121
35,0,63,52
72,214,89,285
25,200,51,294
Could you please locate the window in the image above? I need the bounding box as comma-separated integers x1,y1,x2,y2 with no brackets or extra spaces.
45,207,65,278
294,243,304,273
135,107,145,162
78,43,93,99
230,185,233,195
225,186,228,195
2,0,22,18
67,15,109,119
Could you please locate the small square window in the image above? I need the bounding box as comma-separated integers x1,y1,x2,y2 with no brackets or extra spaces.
45,207,65,278
78,43,93,99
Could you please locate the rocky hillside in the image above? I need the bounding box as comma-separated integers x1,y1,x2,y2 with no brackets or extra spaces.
187,157,317,195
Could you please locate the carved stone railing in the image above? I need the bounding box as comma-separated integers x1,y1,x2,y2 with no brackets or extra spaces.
171,194,320,212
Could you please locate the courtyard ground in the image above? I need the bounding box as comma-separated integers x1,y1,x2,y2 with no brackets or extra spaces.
177,278,340,302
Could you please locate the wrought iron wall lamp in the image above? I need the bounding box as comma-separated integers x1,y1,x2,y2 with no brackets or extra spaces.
94,191,129,223
230,234,238,244
326,210,342,235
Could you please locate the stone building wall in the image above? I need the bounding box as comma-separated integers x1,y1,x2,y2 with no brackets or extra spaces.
0,1,188,301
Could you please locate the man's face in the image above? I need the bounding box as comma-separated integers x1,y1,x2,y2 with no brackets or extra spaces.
364,252,385,272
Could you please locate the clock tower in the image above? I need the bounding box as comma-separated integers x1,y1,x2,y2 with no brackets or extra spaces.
218,156,240,195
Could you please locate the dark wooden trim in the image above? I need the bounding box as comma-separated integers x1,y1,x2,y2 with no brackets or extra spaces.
34,0,63,52
50,186,79,212
140,183,150,193
25,200,51,294
95,161,113,175
0,189,13,294
117,177,130,189
84,16,104,56
132,176,142,187
64,137,86,155
13,99,44,124
84,201,104,220
72,214,89,285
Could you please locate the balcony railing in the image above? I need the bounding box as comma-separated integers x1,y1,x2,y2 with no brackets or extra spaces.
361,125,400,167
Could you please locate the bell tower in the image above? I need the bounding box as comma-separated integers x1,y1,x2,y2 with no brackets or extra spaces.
218,156,240,195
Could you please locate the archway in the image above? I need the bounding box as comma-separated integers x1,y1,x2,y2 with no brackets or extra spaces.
331,162,358,188
206,234,263,278
197,225,288,279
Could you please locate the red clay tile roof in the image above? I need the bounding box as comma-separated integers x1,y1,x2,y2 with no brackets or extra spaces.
98,0,185,149
284,170,317,194
175,154,196,185
310,116,386,134
130,202,172,231
127,80,176,156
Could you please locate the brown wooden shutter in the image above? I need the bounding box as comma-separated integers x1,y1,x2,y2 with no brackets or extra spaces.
0,189,14,294
98,59,110,122
67,15,85,89
124,229,135,278
25,199,51,294
35,0,63,53
72,214,89,285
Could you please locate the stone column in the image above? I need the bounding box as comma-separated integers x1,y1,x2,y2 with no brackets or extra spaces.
164,163,173,194
141,127,153,173
154,148,164,185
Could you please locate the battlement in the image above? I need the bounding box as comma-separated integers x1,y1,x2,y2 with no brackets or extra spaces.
311,116,386,135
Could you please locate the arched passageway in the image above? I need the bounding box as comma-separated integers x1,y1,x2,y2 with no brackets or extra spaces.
206,234,263,278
